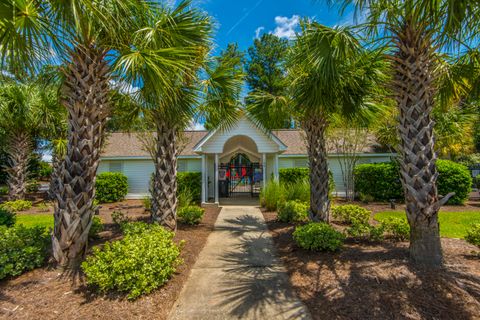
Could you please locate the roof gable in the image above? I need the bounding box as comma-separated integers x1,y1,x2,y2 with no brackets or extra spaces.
193,115,287,154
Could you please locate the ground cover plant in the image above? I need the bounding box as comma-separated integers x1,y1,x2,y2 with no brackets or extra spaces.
0,200,33,212
177,206,205,225
0,225,49,280
293,222,345,251
277,200,309,223
82,222,183,299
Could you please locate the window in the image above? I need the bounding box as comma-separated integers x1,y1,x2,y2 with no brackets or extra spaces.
109,162,123,172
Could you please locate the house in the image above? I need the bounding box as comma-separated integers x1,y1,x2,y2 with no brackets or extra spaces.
99,115,394,203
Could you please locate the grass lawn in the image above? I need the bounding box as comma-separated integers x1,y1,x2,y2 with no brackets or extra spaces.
16,214,54,229
375,211,480,239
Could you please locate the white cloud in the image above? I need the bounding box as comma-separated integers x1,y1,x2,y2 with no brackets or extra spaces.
254,26,265,39
188,121,206,131
272,15,300,39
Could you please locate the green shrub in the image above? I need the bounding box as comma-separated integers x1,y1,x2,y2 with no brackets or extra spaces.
178,188,193,208
277,200,309,223
82,222,182,299
177,172,201,201
354,162,402,201
0,207,16,227
0,225,49,279
437,160,472,205
293,223,345,251
95,172,128,203
178,206,205,225
0,200,32,212
0,186,8,195
332,205,371,225
346,222,385,241
89,216,103,239
465,223,480,247
260,180,285,211
354,160,472,204
111,211,129,225
26,180,40,193
381,217,410,241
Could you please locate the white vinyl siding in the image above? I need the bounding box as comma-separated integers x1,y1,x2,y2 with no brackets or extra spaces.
98,157,201,198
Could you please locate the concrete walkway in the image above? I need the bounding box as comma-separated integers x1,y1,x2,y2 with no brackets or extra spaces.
169,205,311,320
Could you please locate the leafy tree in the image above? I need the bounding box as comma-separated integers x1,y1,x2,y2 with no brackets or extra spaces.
245,34,292,128
334,0,480,267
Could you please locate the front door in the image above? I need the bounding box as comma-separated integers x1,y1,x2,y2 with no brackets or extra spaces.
218,153,262,198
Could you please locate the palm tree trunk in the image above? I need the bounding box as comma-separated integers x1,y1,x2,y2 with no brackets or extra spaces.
303,115,330,222
5,132,31,200
52,45,110,269
393,22,452,267
151,120,178,231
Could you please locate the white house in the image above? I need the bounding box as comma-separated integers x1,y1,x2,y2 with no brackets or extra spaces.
98,115,393,203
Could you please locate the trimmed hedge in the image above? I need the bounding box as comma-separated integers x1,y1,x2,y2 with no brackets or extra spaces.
437,160,472,205
354,160,472,204
95,172,128,203
353,162,402,201
177,172,201,201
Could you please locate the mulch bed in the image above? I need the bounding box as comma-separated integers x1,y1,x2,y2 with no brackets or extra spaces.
262,210,480,320
0,203,221,320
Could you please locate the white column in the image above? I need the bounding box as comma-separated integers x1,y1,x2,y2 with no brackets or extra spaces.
262,153,267,187
201,154,206,204
214,153,219,204
274,153,279,181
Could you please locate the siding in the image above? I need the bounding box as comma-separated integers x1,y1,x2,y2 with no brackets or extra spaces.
98,158,201,197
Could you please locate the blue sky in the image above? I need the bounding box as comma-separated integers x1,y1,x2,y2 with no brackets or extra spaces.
196,0,354,52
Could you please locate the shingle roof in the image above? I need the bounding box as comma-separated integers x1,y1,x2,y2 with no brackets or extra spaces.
101,129,382,158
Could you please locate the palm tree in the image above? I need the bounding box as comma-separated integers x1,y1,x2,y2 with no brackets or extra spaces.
1,0,200,268
250,22,386,222
0,82,63,200
333,0,480,267
121,35,244,230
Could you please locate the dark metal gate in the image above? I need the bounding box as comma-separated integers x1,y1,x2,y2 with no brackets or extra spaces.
218,163,262,198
